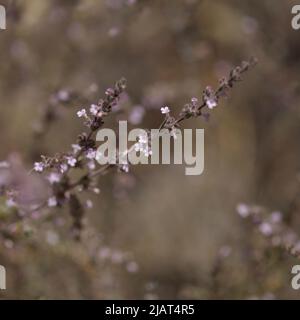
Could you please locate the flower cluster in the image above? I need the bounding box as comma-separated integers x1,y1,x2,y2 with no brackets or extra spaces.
157,58,257,139
29,78,127,238
134,132,152,157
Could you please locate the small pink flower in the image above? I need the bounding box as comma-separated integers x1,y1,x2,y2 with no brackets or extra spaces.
93,188,100,194
86,149,96,160
121,164,129,173
90,104,99,116
105,88,114,96
191,97,198,104
77,108,87,118
206,98,217,109
34,162,44,172
66,156,77,167
160,106,170,114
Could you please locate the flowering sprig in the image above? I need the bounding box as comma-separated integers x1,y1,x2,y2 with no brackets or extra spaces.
157,58,257,136
134,132,153,157
38,59,255,237
1,58,256,240
73,58,256,200
178,57,257,124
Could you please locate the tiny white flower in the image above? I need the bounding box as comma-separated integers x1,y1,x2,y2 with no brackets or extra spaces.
160,106,170,114
72,144,81,154
93,188,100,194
86,148,96,160
105,88,114,96
66,156,77,167
138,134,148,144
34,162,44,172
121,164,129,173
90,104,99,116
48,197,57,207
77,108,87,118
134,134,152,158
206,98,217,109
191,97,198,104
47,172,61,184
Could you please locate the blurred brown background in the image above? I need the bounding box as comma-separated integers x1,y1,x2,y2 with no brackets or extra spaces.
1,0,300,299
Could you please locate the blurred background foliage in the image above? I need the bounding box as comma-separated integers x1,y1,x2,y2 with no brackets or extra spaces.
1,0,300,299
